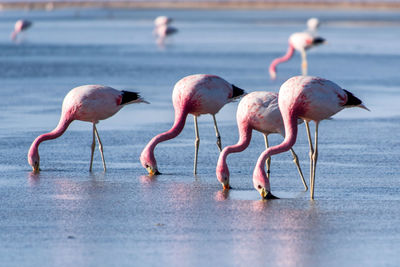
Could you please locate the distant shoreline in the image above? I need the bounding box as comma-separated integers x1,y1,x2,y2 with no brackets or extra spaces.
1,1,400,11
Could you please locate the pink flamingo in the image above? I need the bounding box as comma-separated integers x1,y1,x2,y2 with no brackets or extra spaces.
140,74,246,175
269,32,325,80
154,24,178,47
307,17,320,34
153,16,177,47
216,91,307,190
28,85,148,172
252,76,368,199
154,16,173,27
11,20,32,42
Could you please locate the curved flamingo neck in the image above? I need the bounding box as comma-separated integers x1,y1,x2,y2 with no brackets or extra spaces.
254,113,298,180
29,114,74,155
11,31,18,41
144,109,189,156
218,126,252,168
269,44,295,79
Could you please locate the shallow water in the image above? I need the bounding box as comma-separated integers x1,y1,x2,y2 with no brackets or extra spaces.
0,8,400,267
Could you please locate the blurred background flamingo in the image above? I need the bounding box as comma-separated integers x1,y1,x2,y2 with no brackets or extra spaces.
269,31,325,80
11,19,32,42
252,76,368,199
307,17,320,34
28,85,148,172
153,15,178,47
140,74,246,176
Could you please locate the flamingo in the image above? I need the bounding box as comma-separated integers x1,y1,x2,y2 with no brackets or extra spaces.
154,24,178,46
269,32,325,80
154,16,172,27
153,16,177,47
11,19,32,42
140,74,246,175
28,85,148,172
252,76,368,199
307,17,320,34
216,91,308,190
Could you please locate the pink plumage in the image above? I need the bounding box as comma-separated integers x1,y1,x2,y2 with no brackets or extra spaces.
216,91,307,190
140,74,246,175
269,32,325,80
252,76,368,199
27,85,148,172
11,19,32,42
153,16,177,47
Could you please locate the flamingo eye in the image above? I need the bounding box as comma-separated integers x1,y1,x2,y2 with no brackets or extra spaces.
257,185,262,189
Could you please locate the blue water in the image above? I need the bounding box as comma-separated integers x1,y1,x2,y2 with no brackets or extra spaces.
0,8,400,267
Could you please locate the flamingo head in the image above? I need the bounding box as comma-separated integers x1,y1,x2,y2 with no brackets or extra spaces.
27,148,40,173
269,69,277,80
216,160,230,190
342,89,370,111
252,164,278,200
140,148,161,176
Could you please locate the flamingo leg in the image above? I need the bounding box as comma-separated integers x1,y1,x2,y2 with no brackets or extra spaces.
310,122,319,200
193,116,200,175
212,115,222,152
290,148,308,191
89,123,96,172
94,124,106,172
264,134,271,180
301,50,308,76
305,121,314,190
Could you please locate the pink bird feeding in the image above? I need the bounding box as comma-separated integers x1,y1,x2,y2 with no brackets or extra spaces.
28,85,149,173
252,76,369,200
269,32,326,80
140,74,246,176
11,19,32,42
216,91,307,191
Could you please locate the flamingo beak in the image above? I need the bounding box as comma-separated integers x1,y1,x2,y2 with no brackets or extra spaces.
260,188,279,200
222,184,232,190
358,104,370,111
32,163,40,173
146,166,161,176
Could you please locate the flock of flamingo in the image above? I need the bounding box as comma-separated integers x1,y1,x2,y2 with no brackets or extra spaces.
24,16,368,200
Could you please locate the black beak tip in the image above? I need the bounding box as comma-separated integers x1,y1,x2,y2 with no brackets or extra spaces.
155,170,161,175
265,192,279,200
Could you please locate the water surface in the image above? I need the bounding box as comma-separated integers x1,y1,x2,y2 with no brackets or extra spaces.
0,8,399,267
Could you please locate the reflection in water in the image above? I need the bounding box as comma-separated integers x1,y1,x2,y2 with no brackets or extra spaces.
27,171,40,186
251,198,271,212
214,189,230,201
212,190,321,266
139,174,157,187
